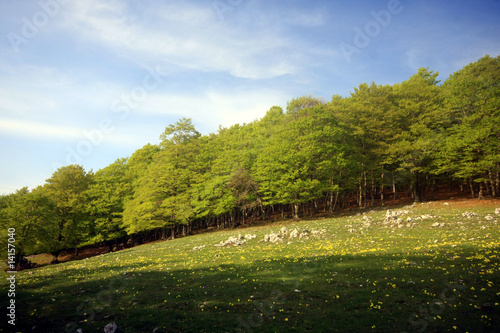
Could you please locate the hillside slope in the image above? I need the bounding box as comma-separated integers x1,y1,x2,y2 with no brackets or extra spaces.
1,199,499,332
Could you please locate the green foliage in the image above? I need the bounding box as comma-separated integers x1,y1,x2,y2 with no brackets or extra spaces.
0,187,58,260
43,165,93,252
2,55,499,254
255,104,345,214
438,55,500,185
84,158,130,245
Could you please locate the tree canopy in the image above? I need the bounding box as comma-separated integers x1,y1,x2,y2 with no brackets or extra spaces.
2,55,499,263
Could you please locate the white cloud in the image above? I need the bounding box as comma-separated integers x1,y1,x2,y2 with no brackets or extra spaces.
60,0,295,80
0,118,141,146
0,118,79,139
136,89,288,130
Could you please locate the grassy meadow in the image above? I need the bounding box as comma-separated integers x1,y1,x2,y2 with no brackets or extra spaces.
1,199,500,332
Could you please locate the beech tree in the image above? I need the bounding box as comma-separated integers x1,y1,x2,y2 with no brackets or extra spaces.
438,55,500,198
389,68,443,201
43,165,93,261
0,187,58,267
3,55,499,255
85,158,130,245
123,118,203,237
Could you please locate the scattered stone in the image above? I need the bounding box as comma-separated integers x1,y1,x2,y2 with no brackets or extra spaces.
263,227,326,243
76,329,83,333
432,222,445,228
215,235,247,247
244,234,257,240
311,229,327,236
289,228,300,239
104,322,117,333
462,212,478,218
268,232,282,243
485,215,495,221
420,214,435,220
193,245,206,251
495,208,500,215
384,209,411,224
443,202,450,206
299,230,310,239
347,228,356,233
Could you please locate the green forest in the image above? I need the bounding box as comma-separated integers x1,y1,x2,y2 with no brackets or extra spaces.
2,55,499,266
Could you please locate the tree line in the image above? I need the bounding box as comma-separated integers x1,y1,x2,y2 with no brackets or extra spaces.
1,55,499,266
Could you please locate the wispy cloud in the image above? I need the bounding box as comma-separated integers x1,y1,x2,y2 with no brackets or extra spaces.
59,0,295,80
0,118,141,146
136,88,289,130
0,118,81,139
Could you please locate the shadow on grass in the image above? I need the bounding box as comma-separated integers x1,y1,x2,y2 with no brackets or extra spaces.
2,250,499,333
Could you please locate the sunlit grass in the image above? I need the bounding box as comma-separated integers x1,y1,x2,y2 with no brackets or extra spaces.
1,200,499,332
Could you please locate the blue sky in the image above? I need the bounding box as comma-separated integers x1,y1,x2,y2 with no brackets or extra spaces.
1,0,499,194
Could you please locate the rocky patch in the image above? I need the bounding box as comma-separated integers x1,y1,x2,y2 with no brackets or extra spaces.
263,227,327,243
214,234,257,247
462,211,478,218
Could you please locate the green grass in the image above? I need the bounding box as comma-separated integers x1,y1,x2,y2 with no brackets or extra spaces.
1,200,500,332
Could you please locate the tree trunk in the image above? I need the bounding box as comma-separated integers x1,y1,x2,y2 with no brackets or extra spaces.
371,171,376,207
489,172,496,197
51,250,61,264
293,203,300,220
358,175,363,208
313,200,319,215
333,191,339,211
392,172,397,200
363,171,368,208
380,172,385,206
496,168,500,197
412,171,423,202
468,179,475,198
478,182,485,200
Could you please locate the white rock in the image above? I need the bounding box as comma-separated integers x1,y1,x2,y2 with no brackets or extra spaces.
462,212,478,218
104,322,117,333
311,229,327,236
215,236,247,247
495,208,500,215
299,231,310,238
263,232,282,243
289,228,300,239
485,215,494,221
